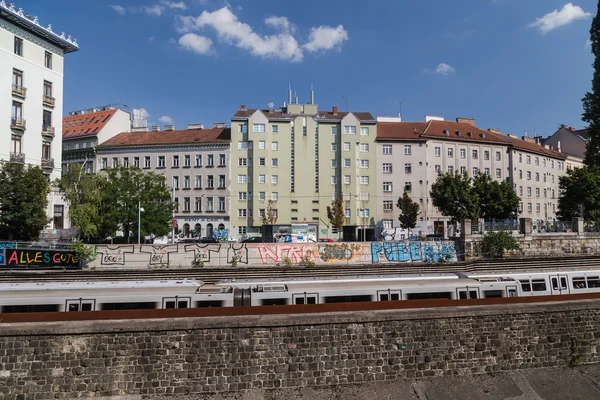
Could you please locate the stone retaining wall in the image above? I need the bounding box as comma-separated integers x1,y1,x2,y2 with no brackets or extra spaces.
1,301,599,399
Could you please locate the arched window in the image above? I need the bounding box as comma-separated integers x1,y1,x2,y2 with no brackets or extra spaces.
206,223,214,238
194,223,201,237
183,223,190,238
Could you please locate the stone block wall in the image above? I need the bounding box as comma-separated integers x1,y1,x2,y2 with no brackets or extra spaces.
0,301,599,399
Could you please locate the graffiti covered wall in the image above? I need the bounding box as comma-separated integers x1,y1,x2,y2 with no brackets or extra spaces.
88,240,458,269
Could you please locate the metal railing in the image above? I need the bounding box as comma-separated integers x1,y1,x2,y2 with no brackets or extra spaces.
10,117,26,130
11,84,26,98
42,125,55,137
41,158,55,169
43,95,55,108
9,152,25,163
584,221,600,233
533,220,575,233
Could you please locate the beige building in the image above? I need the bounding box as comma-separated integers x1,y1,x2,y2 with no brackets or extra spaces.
230,98,377,241
96,125,231,240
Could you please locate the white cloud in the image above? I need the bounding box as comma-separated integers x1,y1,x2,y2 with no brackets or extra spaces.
265,16,292,33
303,25,348,52
110,5,126,15
159,116,174,124
178,33,213,54
435,63,456,75
162,1,187,10
529,3,591,34
144,5,165,16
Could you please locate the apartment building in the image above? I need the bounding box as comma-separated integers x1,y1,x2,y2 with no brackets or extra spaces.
1,2,79,231
543,124,587,171
376,117,565,233
96,125,231,239
230,97,377,241
62,105,131,173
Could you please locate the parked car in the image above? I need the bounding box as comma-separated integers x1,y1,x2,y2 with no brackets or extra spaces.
318,238,334,243
198,237,219,243
241,236,263,243
180,238,199,244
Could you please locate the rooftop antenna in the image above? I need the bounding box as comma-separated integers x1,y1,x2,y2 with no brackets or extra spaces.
524,130,528,137
288,81,292,105
342,94,348,111
310,83,315,105
294,91,298,104
394,100,402,121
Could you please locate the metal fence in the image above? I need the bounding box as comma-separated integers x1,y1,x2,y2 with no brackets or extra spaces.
584,221,600,232
0,241,73,250
532,220,575,233
470,220,519,235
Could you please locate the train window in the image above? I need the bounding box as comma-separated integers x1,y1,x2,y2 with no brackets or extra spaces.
551,278,559,290
507,288,517,297
407,292,452,300
588,277,600,288
560,277,568,290
378,290,401,301
1,304,59,313
293,293,318,305
458,290,478,300
573,277,587,289
196,300,223,308
483,290,503,298
100,302,156,311
163,297,190,309
66,299,95,312
520,280,531,292
323,295,373,304
531,279,547,291
261,298,288,306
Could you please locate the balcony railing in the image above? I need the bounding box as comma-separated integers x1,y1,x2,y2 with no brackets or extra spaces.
10,118,26,131
43,95,55,108
42,125,55,138
10,152,25,164
11,84,26,98
41,158,55,169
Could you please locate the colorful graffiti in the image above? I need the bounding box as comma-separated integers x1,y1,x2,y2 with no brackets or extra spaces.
213,229,229,240
257,244,316,264
3,249,81,268
318,243,364,262
371,241,457,263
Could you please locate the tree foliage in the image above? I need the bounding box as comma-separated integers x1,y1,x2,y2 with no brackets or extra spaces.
430,172,479,222
0,161,49,241
583,2,600,166
472,174,520,220
326,195,345,237
262,200,278,224
557,166,600,221
396,191,419,230
481,231,520,258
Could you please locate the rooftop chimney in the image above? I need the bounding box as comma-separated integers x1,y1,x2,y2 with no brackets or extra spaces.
187,123,204,130
164,125,174,131
151,126,160,132
332,106,338,115
456,117,476,127
425,115,444,122
522,136,536,143
213,122,227,128
558,140,562,152
240,104,246,110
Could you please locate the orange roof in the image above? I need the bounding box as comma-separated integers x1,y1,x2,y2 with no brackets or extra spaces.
507,135,565,159
98,128,231,147
62,109,117,139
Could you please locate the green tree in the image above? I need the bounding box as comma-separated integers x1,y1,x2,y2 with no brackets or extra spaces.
472,174,520,220
396,191,419,231
326,195,345,240
0,161,49,240
430,172,479,222
583,2,600,166
557,166,600,221
481,231,521,258
262,200,278,224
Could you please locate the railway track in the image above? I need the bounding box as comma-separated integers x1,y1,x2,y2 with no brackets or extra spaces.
1,256,600,283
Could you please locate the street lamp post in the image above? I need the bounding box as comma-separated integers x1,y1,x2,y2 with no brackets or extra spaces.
138,201,144,245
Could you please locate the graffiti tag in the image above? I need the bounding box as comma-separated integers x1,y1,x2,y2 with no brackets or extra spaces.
3,249,80,268
213,229,229,240
371,241,456,264
257,244,316,264
96,245,135,265
140,244,178,266
318,243,363,262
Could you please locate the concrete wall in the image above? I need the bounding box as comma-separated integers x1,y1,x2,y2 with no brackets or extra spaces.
0,300,599,398
88,240,458,268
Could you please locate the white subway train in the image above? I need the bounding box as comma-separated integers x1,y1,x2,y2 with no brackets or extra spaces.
1,269,599,313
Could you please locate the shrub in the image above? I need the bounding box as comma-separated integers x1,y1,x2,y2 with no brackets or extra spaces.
299,255,316,267
72,241,97,267
481,231,520,258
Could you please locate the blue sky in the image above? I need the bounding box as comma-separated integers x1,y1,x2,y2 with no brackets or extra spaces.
20,0,598,136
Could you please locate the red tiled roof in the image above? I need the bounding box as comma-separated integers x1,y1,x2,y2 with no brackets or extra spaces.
62,109,117,139
98,128,231,147
376,122,428,140
508,135,566,159
232,109,375,122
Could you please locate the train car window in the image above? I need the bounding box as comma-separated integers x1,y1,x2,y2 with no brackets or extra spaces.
483,290,503,298
323,295,373,304
261,298,288,306
507,288,517,297
560,277,568,290
66,299,95,312
293,293,318,305
196,300,224,308
407,292,452,300
551,278,559,290
531,279,547,291
587,277,600,288
100,302,156,311
163,297,190,309
1,304,60,313
458,290,478,300
520,280,531,292
573,277,587,289
378,290,401,301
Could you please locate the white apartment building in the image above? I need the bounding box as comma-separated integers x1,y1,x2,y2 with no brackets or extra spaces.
1,2,79,231
376,117,566,234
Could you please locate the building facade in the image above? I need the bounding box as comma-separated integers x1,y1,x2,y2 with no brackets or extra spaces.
96,126,231,240
1,1,79,231
543,124,587,171
229,99,377,241
62,105,131,174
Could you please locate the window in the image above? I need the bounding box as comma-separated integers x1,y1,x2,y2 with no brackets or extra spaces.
343,175,351,184
383,163,393,173
218,154,226,166
259,174,266,184
460,166,466,174
238,124,248,133
12,69,23,88
134,157,140,168
536,203,540,212
239,192,248,201
238,158,248,167
536,188,540,197
343,142,351,151
496,151,501,161
435,165,441,174
331,176,338,184
206,197,214,211
11,101,22,123
358,208,370,218
14,36,23,56
238,226,247,235
383,145,392,154
271,175,278,184
144,156,151,169
207,154,214,167
519,186,523,195
238,142,248,150
448,148,454,158
271,158,278,167
101,158,108,169
259,192,266,201
331,144,337,152
218,197,225,211
53,205,64,229
527,171,531,180
360,127,369,136
253,124,265,132
173,176,180,189
272,192,279,201
383,200,393,212
331,126,338,135
484,151,490,160
172,155,180,167
345,209,351,218
331,159,337,168
195,175,202,189
259,141,266,150
42,110,52,130
238,209,247,218
519,154,523,163
527,155,531,164
535,172,539,181
183,197,191,212
45,51,52,69
158,156,165,168
195,154,202,167
484,168,490,176
435,147,441,157
218,175,225,188
112,157,119,168
519,170,523,179
238,175,248,184
259,158,266,166
496,168,501,178
404,145,411,155
472,150,478,159
448,166,454,174
460,148,466,158
404,182,412,192
272,125,278,133
360,160,369,168
271,142,278,151
344,125,356,134
383,182,393,192
473,167,479,175
359,143,369,152
359,176,369,185
123,157,129,168
535,157,539,166
527,187,532,196
184,155,191,167
42,141,51,160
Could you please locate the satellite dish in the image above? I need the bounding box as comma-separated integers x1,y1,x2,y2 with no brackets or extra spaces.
267,102,274,110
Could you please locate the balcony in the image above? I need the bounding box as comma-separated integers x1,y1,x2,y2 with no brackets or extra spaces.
42,125,55,138
43,95,55,108
10,152,25,164
10,118,26,131
11,84,26,98
41,158,55,169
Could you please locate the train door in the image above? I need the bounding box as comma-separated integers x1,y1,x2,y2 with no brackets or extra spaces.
377,290,401,301
66,298,96,311
457,288,479,300
292,293,319,305
162,297,191,309
550,275,569,295
233,287,252,307
506,285,518,297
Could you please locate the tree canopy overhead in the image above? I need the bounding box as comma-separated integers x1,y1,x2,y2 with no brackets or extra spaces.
583,2,600,166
